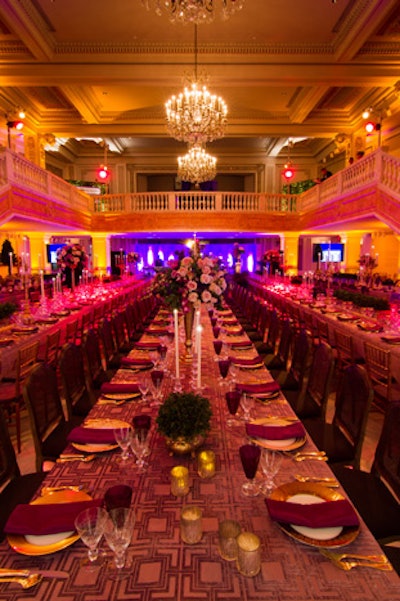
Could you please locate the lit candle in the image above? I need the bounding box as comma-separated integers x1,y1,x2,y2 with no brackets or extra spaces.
197,450,215,479
170,466,189,497
180,505,202,544
8,252,12,273
40,270,45,299
196,324,202,389
174,309,180,380
52,277,56,297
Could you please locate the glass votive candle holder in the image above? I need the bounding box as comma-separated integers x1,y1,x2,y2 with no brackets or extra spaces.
180,505,203,544
170,466,189,497
197,450,216,479
236,531,261,577
218,519,241,561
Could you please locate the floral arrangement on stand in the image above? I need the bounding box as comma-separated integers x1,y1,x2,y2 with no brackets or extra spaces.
56,243,88,288
358,254,378,270
151,239,227,312
127,251,140,264
233,242,245,260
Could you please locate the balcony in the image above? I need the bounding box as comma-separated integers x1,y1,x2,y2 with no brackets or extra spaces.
0,147,399,234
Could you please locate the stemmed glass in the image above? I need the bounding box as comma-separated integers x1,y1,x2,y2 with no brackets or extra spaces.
218,358,231,385
225,390,241,426
130,431,149,470
150,369,164,405
104,507,135,570
75,506,108,565
138,374,150,404
113,426,133,461
259,449,282,496
240,393,253,422
239,444,261,497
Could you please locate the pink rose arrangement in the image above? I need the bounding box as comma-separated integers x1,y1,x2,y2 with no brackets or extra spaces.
56,243,88,272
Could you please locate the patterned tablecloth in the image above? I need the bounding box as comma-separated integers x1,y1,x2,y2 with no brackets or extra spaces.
0,306,399,600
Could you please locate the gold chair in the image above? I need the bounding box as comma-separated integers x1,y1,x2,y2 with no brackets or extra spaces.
43,328,61,368
0,340,40,453
363,341,400,411
333,329,354,372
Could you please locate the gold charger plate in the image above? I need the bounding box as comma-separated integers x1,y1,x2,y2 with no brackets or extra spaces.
237,363,264,370
255,391,281,402
7,490,91,556
269,482,360,548
101,392,140,401
71,418,130,453
336,313,357,321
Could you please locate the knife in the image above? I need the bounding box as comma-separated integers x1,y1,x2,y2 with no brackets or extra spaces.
0,568,69,579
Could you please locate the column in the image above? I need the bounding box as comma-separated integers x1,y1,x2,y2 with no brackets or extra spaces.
281,232,300,275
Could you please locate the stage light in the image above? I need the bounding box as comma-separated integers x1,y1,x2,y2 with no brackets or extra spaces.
283,164,294,180
7,120,24,131
97,165,109,180
365,121,375,134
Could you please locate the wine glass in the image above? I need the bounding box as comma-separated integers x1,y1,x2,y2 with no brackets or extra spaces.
104,507,135,570
150,369,164,405
218,359,231,384
259,449,282,496
130,431,149,470
240,393,253,422
138,374,150,404
113,426,133,461
239,444,261,497
132,414,151,446
75,506,108,564
225,390,241,426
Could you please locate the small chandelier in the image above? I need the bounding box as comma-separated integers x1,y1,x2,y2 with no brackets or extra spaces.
165,25,227,144
178,144,217,184
142,0,244,24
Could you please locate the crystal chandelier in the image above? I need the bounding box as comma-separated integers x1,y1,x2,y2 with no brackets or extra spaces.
165,25,228,144
177,144,217,184
142,0,244,24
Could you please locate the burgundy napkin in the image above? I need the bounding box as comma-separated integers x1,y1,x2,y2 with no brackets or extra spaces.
4,499,103,535
67,426,119,445
236,381,280,395
229,355,263,366
100,382,140,394
222,318,238,325
120,357,153,368
135,341,161,351
145,328,170,336
246,420,305,440
265,498,359,528
229,341,253,349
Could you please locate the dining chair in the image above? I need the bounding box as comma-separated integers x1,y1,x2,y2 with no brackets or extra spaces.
81,328,114,389
316,318,330,345
363,341,400,411
0,407,46,541
264,318,293,375
332,400,400,544
303,363,374,469
0,339,40,453
23,362,78,472
64,318,79,345
333,329,354,373
112,310,134,354
59,343,97,419
289,341,335,419
275,328,313,392
98,317,122,370
255,308,280,357
41,328,61,368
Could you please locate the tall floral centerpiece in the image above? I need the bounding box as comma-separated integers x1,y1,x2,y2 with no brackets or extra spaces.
233,242,245,273
56,243,88,289
152,239,227,352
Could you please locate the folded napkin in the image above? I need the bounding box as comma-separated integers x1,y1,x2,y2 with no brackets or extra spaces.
236,381,280,395
222,318,238,325
135,341,161,351
381,335,400,344
265,498,359,528
67,426,119,445
229,355,263,367
4,499,103,535
145,328,170,336
100,382,140,394
246,420,305,440
229,341,253,349
120,357,153,369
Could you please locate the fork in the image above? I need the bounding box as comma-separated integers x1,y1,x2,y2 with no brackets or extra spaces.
0,573,43,588
56,454,96,463
320,549,392,571
294,474,339,486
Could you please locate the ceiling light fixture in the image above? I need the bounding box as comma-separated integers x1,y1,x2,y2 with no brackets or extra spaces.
178,144,217,185
165,25,227,144
142,0,244,24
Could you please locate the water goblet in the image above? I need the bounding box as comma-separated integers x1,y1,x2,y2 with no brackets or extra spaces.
74,506,108,564
213,326,221,339
239,444,261,497
240,392,253,422
259,449,282,496
213,339,223,356
113,426,133,461
225,390,241,426
132,414,151,446
104,507,135,570
130,431,149,470
138,374,150,404
218,358,231,384
150,369,164,405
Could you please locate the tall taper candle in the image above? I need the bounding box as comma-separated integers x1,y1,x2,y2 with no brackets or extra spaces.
40,270,45,299
196,325,202,389
8,252,12,274
174,309,180,380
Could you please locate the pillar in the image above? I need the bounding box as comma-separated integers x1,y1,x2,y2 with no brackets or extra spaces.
91,234,110,275
281,232,300,275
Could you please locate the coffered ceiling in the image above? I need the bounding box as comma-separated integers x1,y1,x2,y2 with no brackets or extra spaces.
0,0,399,161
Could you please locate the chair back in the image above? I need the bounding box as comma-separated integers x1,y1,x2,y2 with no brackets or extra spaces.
81,329,107,388
334,330,354,371
23,362,66,471
316,318,330,345
59,343,96,419
275,318,293,368
372,401,400,501
43,329,60,367
65,319,78,344
363,342,393,409
112,311,129,351
0,407,21,485
300,341,335,419
288,329,312,385
16,340,40,397
98,317,119,368
265,310,280,352
333,363,374,469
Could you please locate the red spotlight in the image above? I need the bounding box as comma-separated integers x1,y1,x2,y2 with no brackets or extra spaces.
7,120,24,131
365,121,375,134
97,165,109,181
283,165,294,180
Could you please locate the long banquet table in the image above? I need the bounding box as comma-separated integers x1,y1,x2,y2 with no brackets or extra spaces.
0,305,399,600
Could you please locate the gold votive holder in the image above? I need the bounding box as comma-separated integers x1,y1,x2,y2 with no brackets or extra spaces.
218,519,241,561
180,505,203,544
236,531,261,577
197,450,216,479
170,466,189,497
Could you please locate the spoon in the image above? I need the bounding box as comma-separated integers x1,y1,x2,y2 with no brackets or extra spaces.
295,474,339,486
